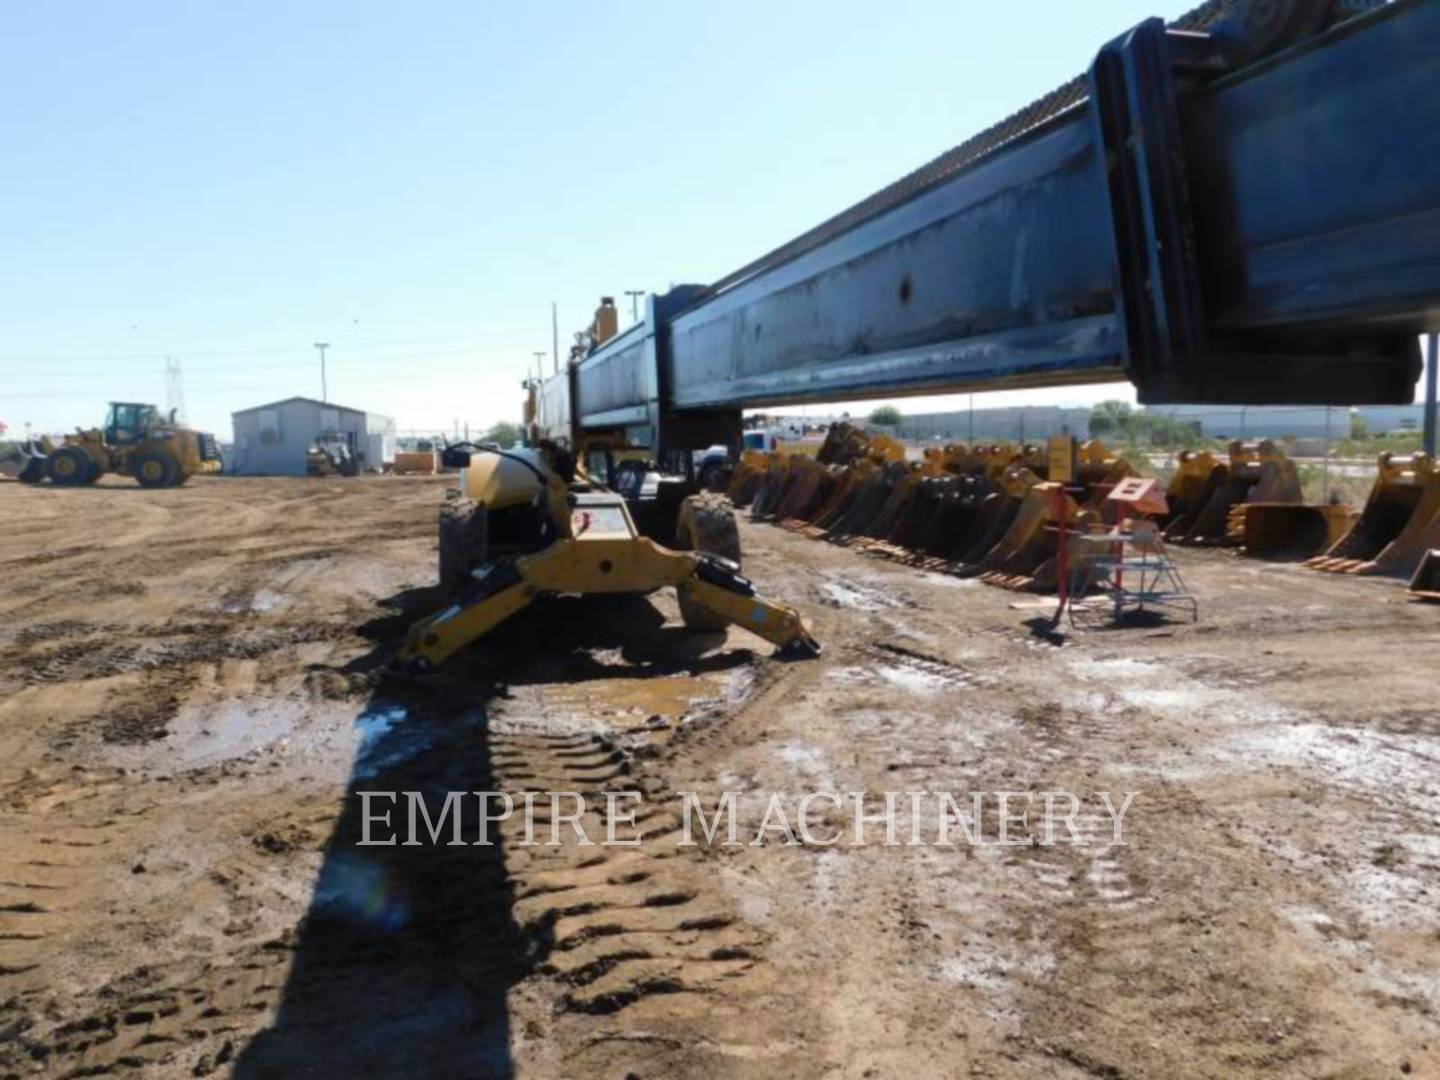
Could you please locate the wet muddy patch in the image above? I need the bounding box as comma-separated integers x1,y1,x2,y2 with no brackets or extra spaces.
814,575,910,613
833,643,983,695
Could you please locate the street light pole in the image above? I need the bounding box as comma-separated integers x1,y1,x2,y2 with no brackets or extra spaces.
313,343,330,402
1425,332,1438,456
624,290,646,323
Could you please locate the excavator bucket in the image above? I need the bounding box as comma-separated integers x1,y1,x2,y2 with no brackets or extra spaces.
1171,439,1301,545
1408,549,1440,601
726,449,771,507
963,481,1094,591
1230,503,1356,560
1074,440,1136,510
1163,450,1226,540
828,461,912,541
1305,453,1440,576
802,457,876,535
816,421,871,465
773,456,835,523
751,422,1140,592
748,454,791,519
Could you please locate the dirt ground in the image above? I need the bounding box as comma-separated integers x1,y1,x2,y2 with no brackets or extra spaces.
1,473,1437,1079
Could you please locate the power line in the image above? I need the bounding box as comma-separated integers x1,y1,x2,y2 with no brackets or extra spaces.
0,340,556,378
0,326,553,364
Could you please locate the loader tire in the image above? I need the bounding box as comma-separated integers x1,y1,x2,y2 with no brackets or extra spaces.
439,495,488,595
675,493,742,632
134,452,178,489
46,447,93,487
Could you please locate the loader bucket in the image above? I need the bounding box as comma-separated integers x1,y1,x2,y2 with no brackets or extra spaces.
5,438,52,484
1306,453,1440,577
0,442,25,479
1233,503,1356,560
1408,549,1440,601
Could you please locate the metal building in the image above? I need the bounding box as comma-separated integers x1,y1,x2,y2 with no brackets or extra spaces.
230,397,391,476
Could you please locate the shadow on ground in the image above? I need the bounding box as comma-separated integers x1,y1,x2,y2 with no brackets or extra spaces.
235,588,750,1078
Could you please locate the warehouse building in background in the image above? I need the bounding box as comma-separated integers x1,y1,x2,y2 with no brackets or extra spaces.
229,397,394,476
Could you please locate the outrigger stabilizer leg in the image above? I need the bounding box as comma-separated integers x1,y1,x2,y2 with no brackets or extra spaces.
395,536,820,675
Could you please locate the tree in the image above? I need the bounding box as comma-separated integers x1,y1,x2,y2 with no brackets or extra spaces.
482,421,521,448
869,405,903,427
1089,400,1134,439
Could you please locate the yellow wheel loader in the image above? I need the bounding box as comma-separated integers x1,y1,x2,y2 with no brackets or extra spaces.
396,444,819,675
35,403,222,489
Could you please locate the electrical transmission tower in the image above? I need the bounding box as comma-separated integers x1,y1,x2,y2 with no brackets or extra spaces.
165,357,187,422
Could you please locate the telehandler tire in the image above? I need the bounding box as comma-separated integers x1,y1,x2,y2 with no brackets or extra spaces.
675,493,742,632
46,447,93,487
134,452,179,489
439,494,488,596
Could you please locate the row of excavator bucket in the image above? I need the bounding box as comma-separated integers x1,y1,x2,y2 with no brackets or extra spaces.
730,422,1134,593
1163,440,1302,546
731,424,1440,602
1305,453,1440,578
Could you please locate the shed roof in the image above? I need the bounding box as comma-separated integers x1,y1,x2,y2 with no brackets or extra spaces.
232,396,368,418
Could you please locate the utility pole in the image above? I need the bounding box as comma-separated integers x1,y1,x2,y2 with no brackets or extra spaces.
533,350,547,378
165,357,187,422
624,290,646,323
1425,332,1438,456
552,303,560,375
313,343,330,402
1323,405,1332,502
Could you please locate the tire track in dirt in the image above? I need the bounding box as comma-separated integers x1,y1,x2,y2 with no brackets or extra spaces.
487,726,766,1022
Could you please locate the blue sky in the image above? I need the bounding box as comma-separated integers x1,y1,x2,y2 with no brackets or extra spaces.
3,1,1420,439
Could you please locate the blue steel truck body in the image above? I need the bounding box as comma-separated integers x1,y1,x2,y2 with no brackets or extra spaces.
534,0,1440,463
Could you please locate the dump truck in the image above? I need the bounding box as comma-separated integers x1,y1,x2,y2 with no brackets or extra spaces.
20,403,222,488
403,0,1440,668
